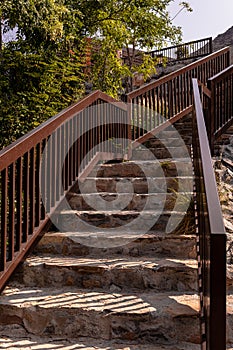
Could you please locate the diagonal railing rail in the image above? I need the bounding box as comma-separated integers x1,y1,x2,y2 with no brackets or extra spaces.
0,91,127,291
192,78,226,350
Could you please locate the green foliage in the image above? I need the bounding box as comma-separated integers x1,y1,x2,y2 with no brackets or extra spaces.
1,0,83,50
0,0,87,148
0,46,85,148
0,0,192,148
83,0,191,95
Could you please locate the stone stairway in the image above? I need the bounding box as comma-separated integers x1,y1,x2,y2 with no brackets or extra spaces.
0,117,201,349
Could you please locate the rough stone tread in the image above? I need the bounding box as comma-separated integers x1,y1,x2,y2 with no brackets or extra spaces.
0,325,201,349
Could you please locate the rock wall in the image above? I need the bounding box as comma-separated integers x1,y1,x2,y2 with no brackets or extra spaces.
212,26,233,64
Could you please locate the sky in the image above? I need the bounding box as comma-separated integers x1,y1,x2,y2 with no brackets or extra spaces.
168,0,233,43
2,1,233,46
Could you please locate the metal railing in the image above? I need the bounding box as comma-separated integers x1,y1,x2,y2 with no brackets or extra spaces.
192,78,226,350
0,46,230,350
127,47,230,145
0,91,127,291
149,37,213,64
207,65,233,153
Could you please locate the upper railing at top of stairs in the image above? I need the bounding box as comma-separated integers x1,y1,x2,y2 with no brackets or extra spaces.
121,37,213,67
0,46,232,350
149,37,213,64
126,47,230,146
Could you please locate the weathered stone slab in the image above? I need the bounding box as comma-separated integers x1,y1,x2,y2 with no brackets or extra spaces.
92,160,192,178
0,286,200,343
68,192,193,212
0,324,201,350
76,176,193,194
14,255,198,292
35,231,197,259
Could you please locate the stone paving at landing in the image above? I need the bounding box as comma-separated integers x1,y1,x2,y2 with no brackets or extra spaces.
0,324,201,350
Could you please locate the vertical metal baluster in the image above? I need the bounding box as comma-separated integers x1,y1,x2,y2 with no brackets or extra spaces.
56,128,61,202
0,168,8,271
144,91,148,132
64,122,69,190
73,116,78,180
76,115,81,177
23,152,29,242
16,158,23,251
29,147,36,235
35,143,41,227
69,119,73,186
50,133,56,208
40,139,47,220
8,163,15,261
46,138,51,213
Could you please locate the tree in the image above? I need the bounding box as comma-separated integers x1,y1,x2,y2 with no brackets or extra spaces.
81,0,192,95
0,0,192,148
0,0,86,148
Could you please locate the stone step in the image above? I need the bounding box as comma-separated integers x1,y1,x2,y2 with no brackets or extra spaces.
144,137,185,148
144,136,192,148
91,160,193,178
14,255,198,292
155,129,182,138
0,285,200,344
227,293,233,344
68,192,193,212
76,176,193,194
132,147,191,160
174,121,192,128
35,231,197,259
0,325,202,350
56,210,195,234
143,136,187,149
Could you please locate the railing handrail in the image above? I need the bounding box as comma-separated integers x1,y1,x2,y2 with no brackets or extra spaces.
0,90,126,171
192,78,226,350
208,63,233,83
192,79,226,233
149,36,212,55
128,47,229,99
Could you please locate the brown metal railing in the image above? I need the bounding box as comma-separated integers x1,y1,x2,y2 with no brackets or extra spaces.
149,37,213,64
0,90,127,291
207,65,233,152
192,78,226,350
127,47,230,145
0,46,231,350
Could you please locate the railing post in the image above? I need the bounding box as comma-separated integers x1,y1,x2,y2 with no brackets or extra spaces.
209,234,226,350
226,49,230,67
209,37,213,54
127,96,132,160
207,79,215,155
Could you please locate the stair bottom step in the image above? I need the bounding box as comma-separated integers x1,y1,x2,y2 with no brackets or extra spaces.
0,325,201,349
0,286,200,344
